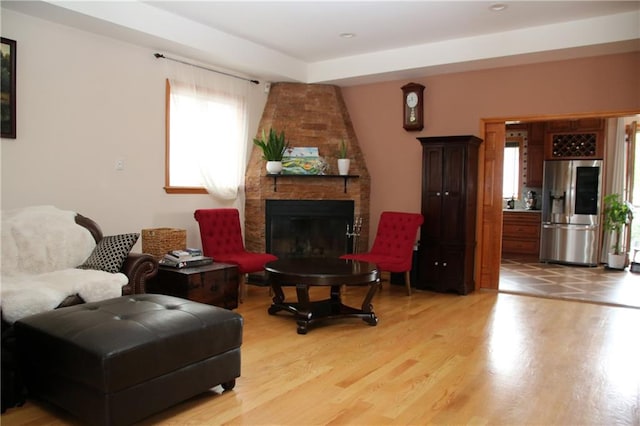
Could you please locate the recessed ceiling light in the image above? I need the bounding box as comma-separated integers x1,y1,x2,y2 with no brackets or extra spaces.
490,3,507,12
339,33,356,39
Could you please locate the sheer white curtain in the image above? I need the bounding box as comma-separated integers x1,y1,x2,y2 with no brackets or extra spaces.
600,118,627,262
165,59,250,207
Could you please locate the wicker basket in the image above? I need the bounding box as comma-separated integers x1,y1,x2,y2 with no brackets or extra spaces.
141,228,187,260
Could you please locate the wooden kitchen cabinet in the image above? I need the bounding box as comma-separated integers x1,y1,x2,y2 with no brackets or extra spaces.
502,211,541,257
525,122,545,187
416,135,482,295
545,118,605,160
545,118,604,132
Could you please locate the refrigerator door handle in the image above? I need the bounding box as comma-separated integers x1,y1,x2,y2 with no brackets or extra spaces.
567,166,574,217
542,223,597,231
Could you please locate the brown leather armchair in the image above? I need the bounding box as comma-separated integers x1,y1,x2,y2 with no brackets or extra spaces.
54,213,159,306
2,211,158,412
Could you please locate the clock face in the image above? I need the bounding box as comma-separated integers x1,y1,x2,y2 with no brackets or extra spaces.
406,92,418,108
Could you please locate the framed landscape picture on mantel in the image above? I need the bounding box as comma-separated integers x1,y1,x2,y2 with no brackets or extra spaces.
1,37,16,139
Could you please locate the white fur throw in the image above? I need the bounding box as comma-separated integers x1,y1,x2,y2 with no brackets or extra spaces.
1,205,96,275
1,269,127,323
1,205,127,323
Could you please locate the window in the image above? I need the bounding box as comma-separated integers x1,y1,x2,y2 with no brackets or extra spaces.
165,79,247,199
503,141,520,199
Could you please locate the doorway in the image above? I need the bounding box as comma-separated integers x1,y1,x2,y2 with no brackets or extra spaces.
628,122,640,262
478,112,640,306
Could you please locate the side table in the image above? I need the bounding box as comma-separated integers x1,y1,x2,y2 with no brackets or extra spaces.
147,263,239,310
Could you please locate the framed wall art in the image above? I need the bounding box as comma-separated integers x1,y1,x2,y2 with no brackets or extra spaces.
1,37,16,139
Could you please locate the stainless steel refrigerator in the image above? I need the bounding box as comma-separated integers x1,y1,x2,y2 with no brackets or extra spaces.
540,159,603,266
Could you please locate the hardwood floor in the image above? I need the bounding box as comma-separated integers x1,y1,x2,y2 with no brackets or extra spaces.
3,283,640,425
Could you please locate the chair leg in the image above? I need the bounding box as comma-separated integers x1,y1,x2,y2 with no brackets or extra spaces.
404,270,412,296
238,273,246,303
379,272,387,291
239,274,273,303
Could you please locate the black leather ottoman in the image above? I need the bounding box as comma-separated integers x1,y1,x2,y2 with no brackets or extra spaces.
15,294,243,426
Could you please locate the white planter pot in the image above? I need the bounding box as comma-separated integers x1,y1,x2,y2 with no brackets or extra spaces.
337,158,351,176
607,253,626,270
266,161,283,174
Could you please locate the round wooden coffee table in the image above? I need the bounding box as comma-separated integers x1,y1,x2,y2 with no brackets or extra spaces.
265,258,380,334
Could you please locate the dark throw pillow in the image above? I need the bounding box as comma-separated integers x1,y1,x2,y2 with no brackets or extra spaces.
78,233,139,273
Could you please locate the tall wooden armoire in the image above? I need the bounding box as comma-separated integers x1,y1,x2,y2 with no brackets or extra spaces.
417,135,482,294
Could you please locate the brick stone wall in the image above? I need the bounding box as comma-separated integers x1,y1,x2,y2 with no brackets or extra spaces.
245,82,371,254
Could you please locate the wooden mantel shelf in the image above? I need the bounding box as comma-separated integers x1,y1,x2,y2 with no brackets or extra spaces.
266,174,359,193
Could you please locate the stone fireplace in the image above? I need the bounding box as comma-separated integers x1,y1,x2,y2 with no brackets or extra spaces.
245,83,371,255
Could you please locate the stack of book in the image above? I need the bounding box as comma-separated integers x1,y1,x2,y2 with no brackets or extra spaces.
158,249,213,268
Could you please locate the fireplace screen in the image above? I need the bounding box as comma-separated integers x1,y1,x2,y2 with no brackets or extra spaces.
266,200,354,259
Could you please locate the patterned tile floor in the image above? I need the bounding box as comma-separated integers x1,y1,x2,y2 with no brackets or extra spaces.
499,256,640,309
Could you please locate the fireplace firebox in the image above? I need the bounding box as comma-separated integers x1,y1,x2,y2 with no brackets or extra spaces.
266,200,354,259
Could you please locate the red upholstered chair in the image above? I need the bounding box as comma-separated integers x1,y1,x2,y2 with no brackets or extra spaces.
194,208,277,302
341,211,423,296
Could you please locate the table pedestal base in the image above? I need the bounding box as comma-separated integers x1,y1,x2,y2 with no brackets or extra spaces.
268,284,379,334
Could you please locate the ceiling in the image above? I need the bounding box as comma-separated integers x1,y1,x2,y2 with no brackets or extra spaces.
3,1,640,86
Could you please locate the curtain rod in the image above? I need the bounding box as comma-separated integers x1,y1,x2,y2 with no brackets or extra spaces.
154,53,260,85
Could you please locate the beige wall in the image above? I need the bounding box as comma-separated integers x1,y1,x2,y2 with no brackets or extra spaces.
2,8,639,252
0,9,269,250
342,53,640,241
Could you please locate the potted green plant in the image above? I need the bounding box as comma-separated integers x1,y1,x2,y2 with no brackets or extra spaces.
337,139,350,175
603,193,633,269
253,128,289,174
